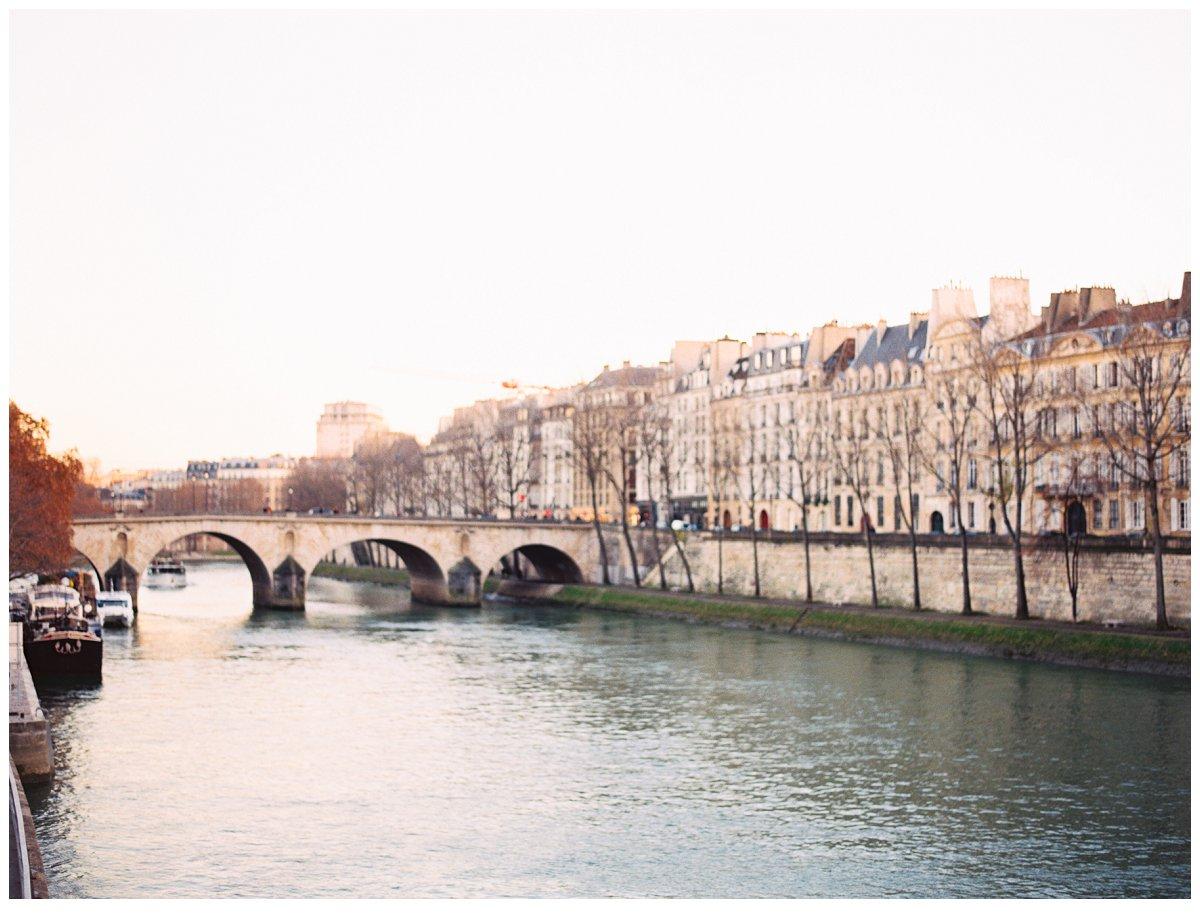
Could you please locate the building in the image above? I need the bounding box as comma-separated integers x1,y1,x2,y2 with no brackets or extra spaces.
315,401,388,459
412,270,1189,545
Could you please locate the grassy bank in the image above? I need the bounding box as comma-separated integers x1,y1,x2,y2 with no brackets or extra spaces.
310,562,410,586
546,584,1190,678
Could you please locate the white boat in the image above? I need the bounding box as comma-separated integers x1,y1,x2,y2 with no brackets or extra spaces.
96,590,135,628
144,558,187,590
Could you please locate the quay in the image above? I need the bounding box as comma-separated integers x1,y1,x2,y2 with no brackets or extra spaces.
9,623,54,782
9,623,52,898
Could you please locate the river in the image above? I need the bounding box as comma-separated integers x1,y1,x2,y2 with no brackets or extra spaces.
26,560,1190,897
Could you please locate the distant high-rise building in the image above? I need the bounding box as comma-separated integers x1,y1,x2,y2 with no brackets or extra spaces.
315,401,387,458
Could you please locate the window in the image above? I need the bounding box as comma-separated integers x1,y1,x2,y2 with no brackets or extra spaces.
847,497,855,529
894,494,903,529
1107,362,1119,387
876,496,884,530
967,501,976,529
1108,500,1119,529
1092,499,1103,526
1177,447,1190,487
1128,498,1144,530
967,458,977,489
834,496,841,526
1176,499,1190,532
1072,409,1082,438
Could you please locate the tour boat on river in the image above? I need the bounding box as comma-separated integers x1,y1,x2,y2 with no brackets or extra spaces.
23,583,103,678
144,556,187,590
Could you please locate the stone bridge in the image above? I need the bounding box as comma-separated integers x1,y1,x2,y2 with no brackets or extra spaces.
71,516,606,610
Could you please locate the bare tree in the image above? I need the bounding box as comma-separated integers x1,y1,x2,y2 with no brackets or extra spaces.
830,405,879,607
494,413,535,519
710,410,744,595
466,421,499,518
712,408,762,596
634,403,669,589
1076,310,1189,630
777,397,829,604
284,458,349,513
874,394,926,609
601,400,642,588
382,433,424,516
916,370,980,615
643,400,696,592
1051,447,1092,623
970,331,1053,620
570,398,612,585
350,435,394,515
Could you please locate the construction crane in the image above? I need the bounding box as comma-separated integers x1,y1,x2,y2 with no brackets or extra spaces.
373,364,560,398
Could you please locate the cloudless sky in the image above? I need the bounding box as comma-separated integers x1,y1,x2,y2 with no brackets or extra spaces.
9,10,1190,471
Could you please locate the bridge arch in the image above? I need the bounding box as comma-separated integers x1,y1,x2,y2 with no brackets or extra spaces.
311,537,450,606
483,541,586,600
139,530,281,610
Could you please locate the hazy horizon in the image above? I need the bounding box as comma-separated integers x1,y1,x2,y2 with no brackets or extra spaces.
10,10,1190,471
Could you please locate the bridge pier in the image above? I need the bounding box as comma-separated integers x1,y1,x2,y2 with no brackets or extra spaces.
266,557,306,611
103,559,140,613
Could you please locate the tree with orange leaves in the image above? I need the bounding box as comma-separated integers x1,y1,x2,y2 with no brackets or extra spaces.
10,401,84,578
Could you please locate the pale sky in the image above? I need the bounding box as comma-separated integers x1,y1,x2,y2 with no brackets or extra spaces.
10,10,1190,471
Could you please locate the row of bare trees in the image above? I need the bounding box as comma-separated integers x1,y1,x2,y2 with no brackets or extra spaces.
263,310,1187,628
699,312,1186,630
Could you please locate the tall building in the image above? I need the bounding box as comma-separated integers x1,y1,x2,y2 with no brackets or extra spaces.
315,401,387,458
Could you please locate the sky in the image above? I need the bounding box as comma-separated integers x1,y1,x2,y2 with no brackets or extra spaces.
9,10,1190,471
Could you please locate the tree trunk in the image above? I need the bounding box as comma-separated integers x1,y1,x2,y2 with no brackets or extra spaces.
750,517,761,598
1012,538,1029,620
619,514,641,588
908,526,921,610
958,512,973,615
717,525,724,595
864,524,878,607
801,509,813,604
1147,482,1169,630
648,495,668,590
589,481,610,585
669,527,695,592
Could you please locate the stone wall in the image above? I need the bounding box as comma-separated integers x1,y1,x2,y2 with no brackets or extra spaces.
650,533,1190,625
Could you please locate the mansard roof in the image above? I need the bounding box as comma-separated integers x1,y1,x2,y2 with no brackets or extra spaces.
849,319,928,370
1012,271,1191,344
823,338,856,376
585,364,660,389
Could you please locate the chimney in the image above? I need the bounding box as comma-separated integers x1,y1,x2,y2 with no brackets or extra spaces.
876,318,888,343
622,359,631,369
988,276,1032,339
602,363,610,372
909,311,928,338
1078,286,1116,322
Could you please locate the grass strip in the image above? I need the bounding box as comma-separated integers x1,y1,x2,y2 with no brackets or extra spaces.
549,584,1189,673
311,562,410,586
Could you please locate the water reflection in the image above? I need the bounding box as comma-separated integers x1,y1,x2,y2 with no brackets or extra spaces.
27,561,1190,898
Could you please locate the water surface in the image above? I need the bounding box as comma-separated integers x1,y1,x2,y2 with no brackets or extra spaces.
28,561,1190,897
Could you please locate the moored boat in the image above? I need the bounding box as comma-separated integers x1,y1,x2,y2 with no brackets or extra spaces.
23,584,103,678
96,590,135,628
